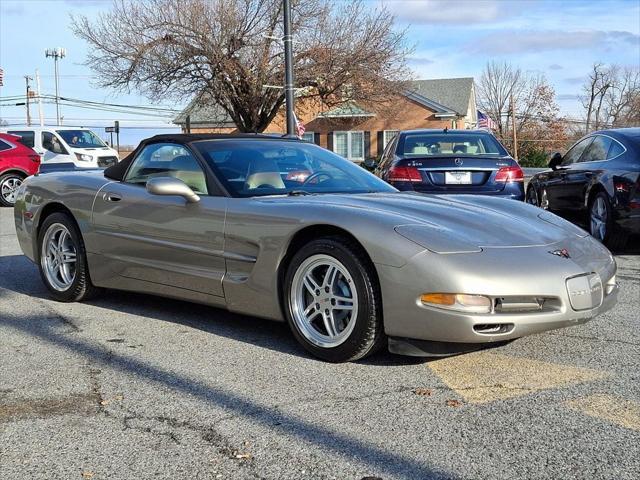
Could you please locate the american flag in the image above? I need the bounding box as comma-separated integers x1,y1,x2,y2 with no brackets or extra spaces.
477,110,497,130
0,68,4,87
293,111,305,138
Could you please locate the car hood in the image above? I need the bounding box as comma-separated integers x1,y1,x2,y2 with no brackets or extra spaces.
268,192,586,252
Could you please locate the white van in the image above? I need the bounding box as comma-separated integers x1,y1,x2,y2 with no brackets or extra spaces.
0,126,120,168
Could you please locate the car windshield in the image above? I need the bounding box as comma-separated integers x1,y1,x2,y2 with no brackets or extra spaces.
194,139,397,197
56,129,106,148
400,133,508,157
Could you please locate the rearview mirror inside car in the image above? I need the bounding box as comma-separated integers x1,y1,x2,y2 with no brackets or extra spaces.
146,177,200,203
548,152,562,170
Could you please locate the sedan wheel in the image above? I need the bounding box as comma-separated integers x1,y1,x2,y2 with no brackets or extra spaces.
525,186,538,206
0,173,24,207
285,237,384,362
38,212,99,302
41,223,78,291
589,192,628,251
290,254,358,348
590,195,608,241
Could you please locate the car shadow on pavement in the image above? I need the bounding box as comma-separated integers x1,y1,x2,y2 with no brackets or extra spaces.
0,310,457,480
0,254,427,367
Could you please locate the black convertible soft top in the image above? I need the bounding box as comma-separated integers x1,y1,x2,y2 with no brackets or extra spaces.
103,133,298,181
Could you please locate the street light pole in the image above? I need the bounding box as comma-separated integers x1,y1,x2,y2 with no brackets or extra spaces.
282,0,295,137
45,47,66,125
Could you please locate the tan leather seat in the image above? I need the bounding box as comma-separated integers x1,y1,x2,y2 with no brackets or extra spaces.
245,157,285,190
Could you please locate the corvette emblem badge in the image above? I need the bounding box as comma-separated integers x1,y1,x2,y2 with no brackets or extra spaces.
549,248,571,259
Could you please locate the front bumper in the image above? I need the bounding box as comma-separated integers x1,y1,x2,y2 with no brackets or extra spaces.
376,236,617,349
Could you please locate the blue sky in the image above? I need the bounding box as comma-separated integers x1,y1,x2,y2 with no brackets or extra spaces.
1,0,639,145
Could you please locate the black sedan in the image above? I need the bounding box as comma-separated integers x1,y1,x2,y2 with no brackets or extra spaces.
526,128,640,250
369,129,525,200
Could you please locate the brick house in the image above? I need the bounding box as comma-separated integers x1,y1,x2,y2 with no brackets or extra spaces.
174,78,477,162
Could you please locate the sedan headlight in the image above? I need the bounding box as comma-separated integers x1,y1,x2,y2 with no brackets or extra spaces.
420,293,492,313
75,153,93,162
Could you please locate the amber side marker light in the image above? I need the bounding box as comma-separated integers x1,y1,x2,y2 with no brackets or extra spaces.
421,293,492,313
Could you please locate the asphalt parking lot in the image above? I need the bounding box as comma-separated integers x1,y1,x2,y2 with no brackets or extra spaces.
1,206,639,480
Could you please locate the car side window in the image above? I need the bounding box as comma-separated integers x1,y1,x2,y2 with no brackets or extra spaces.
42,132,68,155
7,130,35,148
561,137,593,166
607,139,625,159
579,135,612,163
0,139,13,151
124,143,209,195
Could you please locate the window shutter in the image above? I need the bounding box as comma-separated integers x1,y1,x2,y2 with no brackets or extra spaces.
364,131,371,160
377,131,384,157
314,132,320,146
327,132,334,151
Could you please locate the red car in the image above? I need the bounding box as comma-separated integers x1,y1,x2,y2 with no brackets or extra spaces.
0,133,40,207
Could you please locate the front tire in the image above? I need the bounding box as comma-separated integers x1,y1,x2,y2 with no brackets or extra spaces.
284,237,385,362
37,212,99,302
525,185,538,206
0,172,25,207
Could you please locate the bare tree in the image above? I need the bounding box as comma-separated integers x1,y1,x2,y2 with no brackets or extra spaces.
477,61,568,166
604,66,640,127
72,0,410,132
476,61,523,136
582,63,611,132
581,63,640,131
477,61,555,134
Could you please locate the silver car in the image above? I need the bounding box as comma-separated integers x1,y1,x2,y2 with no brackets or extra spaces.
13,134,618,362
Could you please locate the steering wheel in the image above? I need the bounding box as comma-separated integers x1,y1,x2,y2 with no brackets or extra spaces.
302,170,335,186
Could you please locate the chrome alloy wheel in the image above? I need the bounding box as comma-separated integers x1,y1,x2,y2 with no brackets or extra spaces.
290,254,358,348
540,189,549,209
590,195,607,241
41,223,77,291
0,176,23,205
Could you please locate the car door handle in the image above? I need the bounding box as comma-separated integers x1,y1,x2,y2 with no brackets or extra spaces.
103,192,122,202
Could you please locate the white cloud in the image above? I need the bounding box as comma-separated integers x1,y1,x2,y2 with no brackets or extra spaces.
407,56,435,66
384,0,517,25
469,30,639,54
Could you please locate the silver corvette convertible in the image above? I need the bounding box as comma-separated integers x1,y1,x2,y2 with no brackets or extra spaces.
13,134,618,362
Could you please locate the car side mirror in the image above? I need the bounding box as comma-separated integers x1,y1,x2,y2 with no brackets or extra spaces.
363,158,378,171
146,177,200,203
548,152,563,170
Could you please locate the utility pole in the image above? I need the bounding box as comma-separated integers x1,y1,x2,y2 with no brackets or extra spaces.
115,121,120,156
510,93,518,161
45,47,66,125
24,75,33,126
35,69,44,126
282,0,295,137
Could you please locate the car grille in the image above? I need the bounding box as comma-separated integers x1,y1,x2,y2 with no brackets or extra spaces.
98,156,118,167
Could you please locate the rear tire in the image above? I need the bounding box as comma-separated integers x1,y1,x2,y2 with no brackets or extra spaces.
0,172,25,207
589,191,627,251
37,212,100,302
284,236,385,362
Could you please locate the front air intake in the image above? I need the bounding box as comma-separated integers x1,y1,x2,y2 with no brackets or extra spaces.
473,323,514,335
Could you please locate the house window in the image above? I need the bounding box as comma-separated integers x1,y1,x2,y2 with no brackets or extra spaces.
334,131,364,162
383,130,399,148
300,131,314,143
